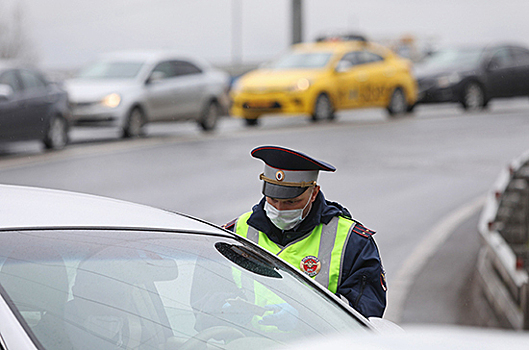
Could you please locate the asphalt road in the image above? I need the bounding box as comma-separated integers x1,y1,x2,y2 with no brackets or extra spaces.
1,99,529,325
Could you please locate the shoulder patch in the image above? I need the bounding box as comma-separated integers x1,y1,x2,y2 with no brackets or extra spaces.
352,223,376,238
221,218,237,231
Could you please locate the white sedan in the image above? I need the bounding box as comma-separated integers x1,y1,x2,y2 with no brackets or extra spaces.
0,185,390,350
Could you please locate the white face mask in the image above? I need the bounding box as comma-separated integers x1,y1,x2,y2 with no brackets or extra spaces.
264,189,313,231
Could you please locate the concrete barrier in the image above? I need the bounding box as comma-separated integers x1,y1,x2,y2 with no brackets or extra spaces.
477,150,529,330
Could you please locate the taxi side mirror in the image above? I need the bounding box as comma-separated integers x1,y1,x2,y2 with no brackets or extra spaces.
335,61,353,73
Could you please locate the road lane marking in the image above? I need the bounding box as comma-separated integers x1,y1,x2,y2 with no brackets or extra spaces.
384,195,486,324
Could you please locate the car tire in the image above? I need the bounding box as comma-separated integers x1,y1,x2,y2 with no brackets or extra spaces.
386,88,408,117
199,101,220,131
123,107,145,138
311,93,334,122
244,118,259,127
461,82,486,112
43,115,68,150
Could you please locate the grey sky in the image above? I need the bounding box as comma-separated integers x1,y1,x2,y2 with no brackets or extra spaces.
10,0,529,70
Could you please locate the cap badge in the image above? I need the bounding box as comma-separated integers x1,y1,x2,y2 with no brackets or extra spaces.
275,170,285,182
300,255,321,277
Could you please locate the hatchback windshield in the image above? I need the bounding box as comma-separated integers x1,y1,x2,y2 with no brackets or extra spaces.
76,61,144,79
0,230,367,350
267,52,333,69
421,48,484,69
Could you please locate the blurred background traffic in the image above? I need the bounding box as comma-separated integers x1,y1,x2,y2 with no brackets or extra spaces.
1,0,529,337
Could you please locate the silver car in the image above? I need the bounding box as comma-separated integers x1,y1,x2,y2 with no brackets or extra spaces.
0,184,392,350
65,51,231,138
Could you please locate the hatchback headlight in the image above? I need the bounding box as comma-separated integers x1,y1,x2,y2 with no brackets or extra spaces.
436,73,461,88
100,93,121,108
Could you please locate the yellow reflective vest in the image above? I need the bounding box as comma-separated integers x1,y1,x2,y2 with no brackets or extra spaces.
234,211,358,293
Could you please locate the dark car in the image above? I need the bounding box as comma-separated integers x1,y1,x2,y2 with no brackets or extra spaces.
0,62,71,150
414,44,529,111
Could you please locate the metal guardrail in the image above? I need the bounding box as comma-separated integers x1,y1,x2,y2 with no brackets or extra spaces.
478,150,529,330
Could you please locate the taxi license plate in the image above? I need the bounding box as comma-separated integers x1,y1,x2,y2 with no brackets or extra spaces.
246,101,274,109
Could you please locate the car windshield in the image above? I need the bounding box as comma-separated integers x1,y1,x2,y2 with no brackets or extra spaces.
421,48,484,69
0,229,367,350
266,52,333,69
75,60,145,79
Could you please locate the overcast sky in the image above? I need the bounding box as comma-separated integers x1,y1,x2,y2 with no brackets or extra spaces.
8,0,529,70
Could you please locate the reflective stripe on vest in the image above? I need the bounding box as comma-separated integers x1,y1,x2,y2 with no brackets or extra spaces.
234,211,356,293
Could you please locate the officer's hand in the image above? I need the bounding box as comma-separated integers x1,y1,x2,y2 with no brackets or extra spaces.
258,303,299,332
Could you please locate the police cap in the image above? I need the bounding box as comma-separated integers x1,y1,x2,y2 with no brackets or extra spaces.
251,145,336,199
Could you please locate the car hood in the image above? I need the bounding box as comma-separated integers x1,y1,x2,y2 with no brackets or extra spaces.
239,69,325,89
413,63,477,79
65,79,138,102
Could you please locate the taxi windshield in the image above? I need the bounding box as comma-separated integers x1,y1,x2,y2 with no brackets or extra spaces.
0,229,368,350
267,52,333,69
76,60,145,79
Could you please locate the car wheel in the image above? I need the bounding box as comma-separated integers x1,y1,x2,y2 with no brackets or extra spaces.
311,93,334,122
461,82,485,112
386,88,408,116
244,118,259,127
123,107,145,138
199,101,220,131
43,115,68,150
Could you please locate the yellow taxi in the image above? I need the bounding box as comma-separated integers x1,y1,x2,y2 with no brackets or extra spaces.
230,40,417,125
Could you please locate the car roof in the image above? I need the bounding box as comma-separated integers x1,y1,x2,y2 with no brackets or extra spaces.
94,50,212,68
291,40,393,56
0,184,229,234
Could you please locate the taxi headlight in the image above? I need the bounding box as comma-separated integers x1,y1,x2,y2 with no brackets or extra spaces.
100,93,121,108
289,78,311,92
436,73,461,88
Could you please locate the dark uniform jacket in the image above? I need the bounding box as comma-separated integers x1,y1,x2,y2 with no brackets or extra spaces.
224,191,387,318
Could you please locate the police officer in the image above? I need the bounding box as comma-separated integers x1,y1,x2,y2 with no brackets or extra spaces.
223,145,387,318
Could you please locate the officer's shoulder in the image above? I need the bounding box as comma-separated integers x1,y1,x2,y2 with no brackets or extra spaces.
340,216,376,238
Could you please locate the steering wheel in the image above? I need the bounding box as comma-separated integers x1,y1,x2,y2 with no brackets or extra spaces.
179,326,246,350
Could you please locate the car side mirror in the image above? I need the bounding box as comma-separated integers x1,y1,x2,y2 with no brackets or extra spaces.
0,84,14,101
335,61,353,73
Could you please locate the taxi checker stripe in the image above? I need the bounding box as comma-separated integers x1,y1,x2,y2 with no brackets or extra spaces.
314,216,340,288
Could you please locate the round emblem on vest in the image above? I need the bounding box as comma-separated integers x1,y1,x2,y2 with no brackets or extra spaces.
300,255,321,277
275,170,285,181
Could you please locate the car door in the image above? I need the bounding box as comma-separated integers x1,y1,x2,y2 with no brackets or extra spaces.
335,50,388,109
484,48,516,98
144,61,180,121
17,69,53,140
0,69,25,141
171,60,207,118
335,51,366,109
511,47,529,96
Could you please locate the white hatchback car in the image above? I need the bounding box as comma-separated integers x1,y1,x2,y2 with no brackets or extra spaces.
65,51,231,138
0,185,393,350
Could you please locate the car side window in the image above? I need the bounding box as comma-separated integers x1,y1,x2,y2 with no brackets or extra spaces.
151,61,177,80
489,49,514,69
0,70,22,92
340,52,363,66
512,48,529,66
361,51,384,64
172,60,202,76
19,69,48,91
